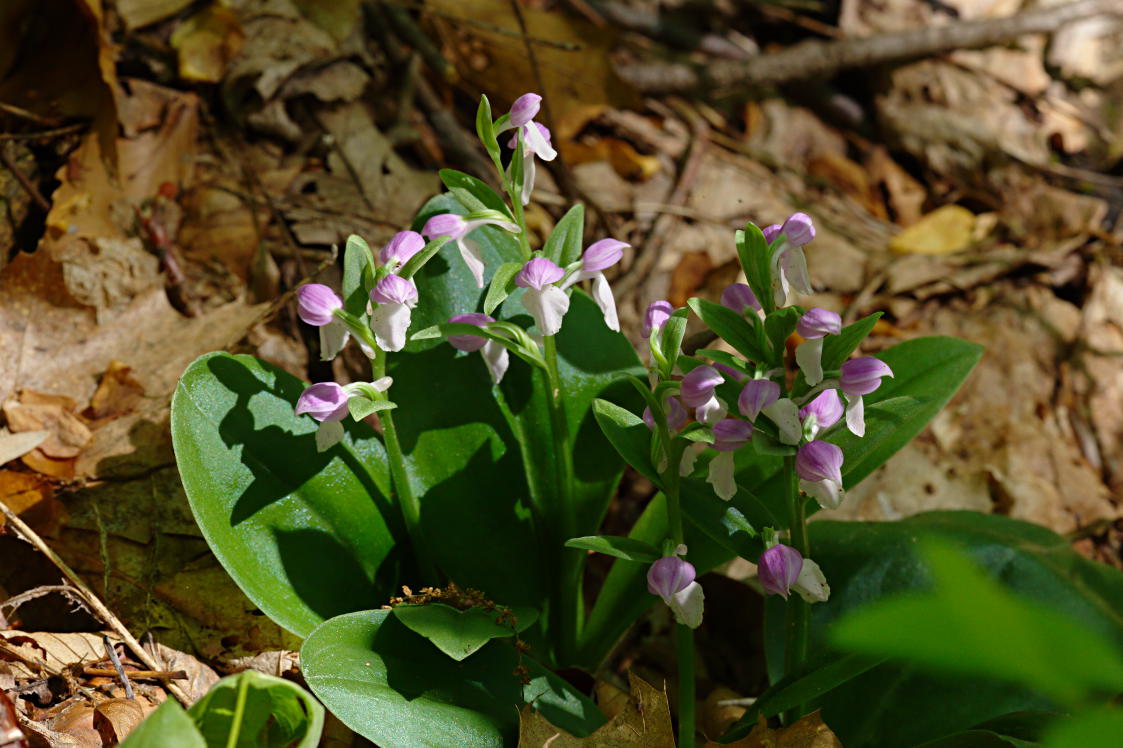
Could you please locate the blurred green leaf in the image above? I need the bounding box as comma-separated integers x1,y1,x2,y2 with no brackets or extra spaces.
121,701,205,748
188,670,324,748
565,535,661,563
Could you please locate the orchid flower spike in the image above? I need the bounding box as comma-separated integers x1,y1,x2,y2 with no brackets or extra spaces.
297,283,350,361
563,238,628,331
680,365,726,426
795,307,842,386
764,213,816,306
799,389,843,439
738,379,780,422
839,357,894,437
498,94,558,205
707,419,753,500
796,440,845,509
642,396,688,432
422,211,521,289
295,382,349,452
448,313,509,384
369,275,419,352
647,556,704,629
517,258,569,336
721,283,761,316
379,231,425,270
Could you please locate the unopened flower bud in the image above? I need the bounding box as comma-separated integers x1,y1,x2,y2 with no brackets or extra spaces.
738,379,780,422
371,274,418,306
840,357,894,396
297,284,342,327
720,283,761,314
680,366,724,408
647,556,695,601
509,93,542,127
796,307,842,339
799,389,843,431
379,231,425,267
758,544,803,598
796,440,844,484
582,238,627,273
643,300,674,337
295,382,349,422
516,257,564,290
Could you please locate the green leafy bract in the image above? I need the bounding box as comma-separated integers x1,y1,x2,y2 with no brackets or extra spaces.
392,602,536,661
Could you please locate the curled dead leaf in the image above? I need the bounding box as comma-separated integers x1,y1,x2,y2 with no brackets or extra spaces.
708,711,843,748
93,698,151,744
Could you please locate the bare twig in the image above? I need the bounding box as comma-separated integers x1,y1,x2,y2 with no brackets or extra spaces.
617,0,1123,92
102,635,134,699
0,585,91,617
0,502,191,706
0,102,61,126
83,667,188,680
0,123,85,141
0,144,50,212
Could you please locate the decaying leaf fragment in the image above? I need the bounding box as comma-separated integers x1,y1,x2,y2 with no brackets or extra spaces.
519,672,675,748
707,711,843,748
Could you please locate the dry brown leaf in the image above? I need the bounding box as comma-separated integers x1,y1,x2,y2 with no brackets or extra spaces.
171,4,245,83
519,673,675,748
889,205,976,255
808,152,885,219
0,470,64,535
83,362,146,428
865,147,926,227
93,698,152,744
701,687,747,741
709,711,842,748
2,394,92,460
427,0,637,121
147,642,220,704
1,632,115,679
177,180,261,281
0,430,48,468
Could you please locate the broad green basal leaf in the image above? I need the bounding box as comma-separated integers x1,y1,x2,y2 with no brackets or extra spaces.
302,609,603,748
170,353,398,638
392,602,538,661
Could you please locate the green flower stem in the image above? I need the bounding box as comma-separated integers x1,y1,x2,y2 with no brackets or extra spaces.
508,193,533,261
224,672,249,748
373,348,439,585
543,334,581,662
783,453,811,723
675,623,696,748
657,420,694,748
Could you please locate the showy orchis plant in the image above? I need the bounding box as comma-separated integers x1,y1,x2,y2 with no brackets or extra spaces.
172,89,985,748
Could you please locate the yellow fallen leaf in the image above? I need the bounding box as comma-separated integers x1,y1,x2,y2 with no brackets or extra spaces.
889,205,976,255
171,4,244,83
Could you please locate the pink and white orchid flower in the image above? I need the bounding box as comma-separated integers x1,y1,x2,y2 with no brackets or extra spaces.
422,210,521,289
516,258,569,336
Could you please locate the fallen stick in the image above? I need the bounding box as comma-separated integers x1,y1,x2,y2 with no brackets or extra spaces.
616,0,1123,93
0,503,192,706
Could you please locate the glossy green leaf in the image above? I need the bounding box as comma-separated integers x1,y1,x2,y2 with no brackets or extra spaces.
564,535,661,563
484,261,523,315
592,399,658,483
398,236,451,280
170,353,398,638
439,169,511,216
832,541,1123,705
779,512,1123,748
301,609,603,748
392,603,534,661
121,700,206,748
188,670,324,748
348,397,396,421
687,297,768,364
342,234,375,317
542,203,584,266
659,307,690,373
735,223,773,314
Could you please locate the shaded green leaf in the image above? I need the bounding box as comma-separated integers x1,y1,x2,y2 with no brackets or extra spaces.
440,169,511,216
188,670,324,748
687,297,768,363
392,603,534,661
121,700,206,748
342,234,375,317
484,261,523,315
542,203,584,266
564,535,660,563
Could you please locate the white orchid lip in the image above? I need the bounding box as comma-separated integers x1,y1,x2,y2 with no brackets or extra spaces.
421,210,521,288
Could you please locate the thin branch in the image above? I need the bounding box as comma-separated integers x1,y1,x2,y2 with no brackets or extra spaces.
0,502,192,706
617,0,1123,93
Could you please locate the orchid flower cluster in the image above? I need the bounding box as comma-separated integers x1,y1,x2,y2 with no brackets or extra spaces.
290,93,626,451
636,212,895,626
